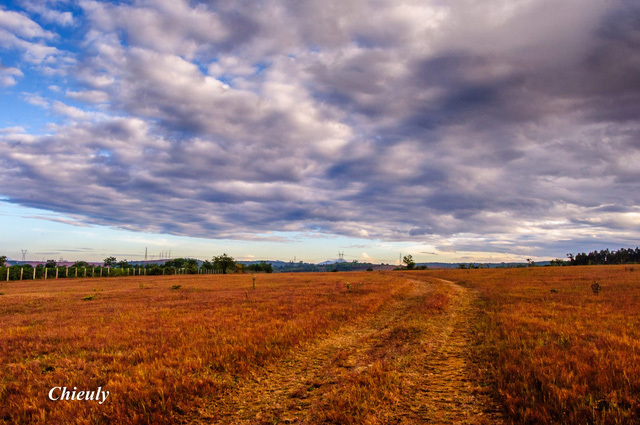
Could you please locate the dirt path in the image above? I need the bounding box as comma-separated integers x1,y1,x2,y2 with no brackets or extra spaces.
392,278,503,424
192,277,502,424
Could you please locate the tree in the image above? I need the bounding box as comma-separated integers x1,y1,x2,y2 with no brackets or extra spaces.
261,261,273,273
117,260,130,269
104,256,117,267
45,259,57,268
72,261,89,268
213,253,237,274
0,256,6,267
403,255,415,270
246,261,273,273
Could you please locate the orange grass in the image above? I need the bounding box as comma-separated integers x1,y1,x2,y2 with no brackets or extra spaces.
0,272,411,424
426,265,640,425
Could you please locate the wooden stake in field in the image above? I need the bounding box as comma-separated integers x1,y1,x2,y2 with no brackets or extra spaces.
45,268,48,280
20,268,23,280
5,267,8,282
33,268,36,280
66,266,68,278
56,268,59,279
92,267,95,277
75,268,78,278
84,267,87,278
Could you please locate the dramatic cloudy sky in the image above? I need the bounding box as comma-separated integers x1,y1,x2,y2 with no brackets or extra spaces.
1,0,639,263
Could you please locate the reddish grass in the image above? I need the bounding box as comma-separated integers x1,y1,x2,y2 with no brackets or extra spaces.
0,272,410,424
3,266,638,424
425,265,640,425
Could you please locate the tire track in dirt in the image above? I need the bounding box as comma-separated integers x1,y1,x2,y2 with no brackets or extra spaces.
191,276,502,424
393,278,503,424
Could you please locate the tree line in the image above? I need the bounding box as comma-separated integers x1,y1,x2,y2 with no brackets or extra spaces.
0,253,273,281
567,247,640,266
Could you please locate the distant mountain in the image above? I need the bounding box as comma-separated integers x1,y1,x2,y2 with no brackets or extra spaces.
317,258,347,265
416,261,552,269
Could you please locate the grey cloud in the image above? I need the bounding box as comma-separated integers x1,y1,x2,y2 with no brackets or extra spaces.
1,0,640,257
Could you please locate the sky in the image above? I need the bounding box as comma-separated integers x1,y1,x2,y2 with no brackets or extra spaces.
1,0,639,264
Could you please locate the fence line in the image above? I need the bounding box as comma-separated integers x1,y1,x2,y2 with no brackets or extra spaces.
0,265,224,282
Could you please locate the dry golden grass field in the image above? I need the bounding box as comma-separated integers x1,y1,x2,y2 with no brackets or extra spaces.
0,266,638,424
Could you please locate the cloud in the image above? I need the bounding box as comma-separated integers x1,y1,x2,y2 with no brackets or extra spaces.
0,126,26,134
0,6,67,69
0,8,54,39
51,100,91,120
26,215,93,227
22,92,50,107
65,89,109,104
19,0,74,27
1,0,640,258
0,64,22,86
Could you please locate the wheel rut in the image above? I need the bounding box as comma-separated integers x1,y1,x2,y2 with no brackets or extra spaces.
191,276,502,424
392,278,503,424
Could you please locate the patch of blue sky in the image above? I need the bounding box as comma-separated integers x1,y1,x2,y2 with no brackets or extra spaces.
0,0,24,12
254,61,270,75
216,75,235,87
0,90,51,133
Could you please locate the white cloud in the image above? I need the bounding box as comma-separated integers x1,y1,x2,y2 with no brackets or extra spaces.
0,65,23,86
52,101,91,120
65,89,109,103
0,126,26,134
19,0,74,26
0,8,54,39
22,92,50,108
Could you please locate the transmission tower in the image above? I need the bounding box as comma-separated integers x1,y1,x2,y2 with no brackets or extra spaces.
21,249,27,261
145,247,148,261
